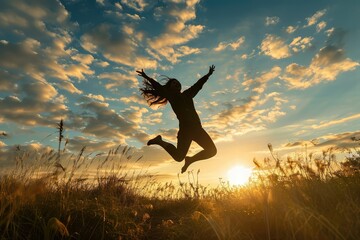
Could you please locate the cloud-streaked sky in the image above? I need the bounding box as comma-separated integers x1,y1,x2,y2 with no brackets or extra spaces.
1,0,360,184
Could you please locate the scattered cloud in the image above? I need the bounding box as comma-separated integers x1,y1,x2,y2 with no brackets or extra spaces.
311,113,360,129
286,25,298,34
121,0,148,12
126,13,141,20
121,106,148,124
67,136,122,153
86,94,106,102
214,36,245,52
289,36,313,53
80,23,157,69
325,27,335,37
316,21,327,32
120,95,147,106
96,0,105,6
0,81,68,126
0,69,20,91
0,0,96,102
265,16,280,26
260,34,291,59
55,81,82,94
282,45,359,89
148,0,204,63
326,28,347,47
78,99,149,144
206,67,284,140
305,9,327,27
245,66,282,94
143,112,163,125
98,71,139,89
284,131,360,150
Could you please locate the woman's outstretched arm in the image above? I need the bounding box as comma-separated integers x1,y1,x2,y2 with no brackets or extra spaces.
184,65,215,98
136,69,162,90
137,69,169,106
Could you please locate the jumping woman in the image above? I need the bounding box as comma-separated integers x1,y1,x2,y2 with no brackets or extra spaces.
136,65,217,173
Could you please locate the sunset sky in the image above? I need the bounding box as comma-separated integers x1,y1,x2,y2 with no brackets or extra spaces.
1,0,360,184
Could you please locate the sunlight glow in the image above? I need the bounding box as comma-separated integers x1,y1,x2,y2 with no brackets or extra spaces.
227,165,253,186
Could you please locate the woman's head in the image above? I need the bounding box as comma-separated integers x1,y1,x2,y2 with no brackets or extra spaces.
165,78,181,93
140,76,181,107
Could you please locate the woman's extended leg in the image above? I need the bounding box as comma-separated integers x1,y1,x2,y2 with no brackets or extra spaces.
181,128,216,173
147,131,192,162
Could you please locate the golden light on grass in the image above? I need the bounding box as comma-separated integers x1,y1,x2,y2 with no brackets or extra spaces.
227,165,253,186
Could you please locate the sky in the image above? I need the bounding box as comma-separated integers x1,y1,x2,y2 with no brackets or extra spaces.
1,0,360,185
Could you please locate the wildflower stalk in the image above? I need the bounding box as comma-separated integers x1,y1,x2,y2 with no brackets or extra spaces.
57,119,64,160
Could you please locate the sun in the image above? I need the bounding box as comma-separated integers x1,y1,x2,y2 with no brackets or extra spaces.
227,165,253,186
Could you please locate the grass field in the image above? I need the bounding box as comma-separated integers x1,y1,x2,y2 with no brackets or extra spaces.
1,140,360,240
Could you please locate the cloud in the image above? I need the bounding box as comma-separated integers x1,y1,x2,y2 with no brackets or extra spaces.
260,34,291,59
282,45,359,89
0,69,20,91
325,28,335,37
214,36,245,52
0,81,68,126
0,142,53,170
0,25,93,126
265,16,280,26
285,131,360,150
98,71,139,89
148,0,204,63
121,106,148,124
0,0,95,100
77,99,149,144
143,112,163,125
0,0,70,30
305,9,327,27
55,81,83,94
86,94,106,102
316,21,327,32
148,25,204,63
71,53,95,65
315,131,360,148
120,95,147,106
286,25,298,34
67,136,122,153
115,2,123,10
126,13,141,20
121,0,148,12
96,0,105,5
205,67,284,140
311,113,360,129
81,23,157,69
242,66,282,93
289,36,313,53
326,28,347,47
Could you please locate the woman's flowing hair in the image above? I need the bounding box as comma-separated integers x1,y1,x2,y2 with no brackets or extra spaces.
140,76,176,107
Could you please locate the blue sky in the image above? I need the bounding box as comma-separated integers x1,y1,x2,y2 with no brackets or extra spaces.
1,0,360,184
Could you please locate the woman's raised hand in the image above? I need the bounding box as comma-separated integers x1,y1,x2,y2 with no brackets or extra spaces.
208,65,215,75
136,69,148,78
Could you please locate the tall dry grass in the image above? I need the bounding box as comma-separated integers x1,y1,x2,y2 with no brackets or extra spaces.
1,121,360,239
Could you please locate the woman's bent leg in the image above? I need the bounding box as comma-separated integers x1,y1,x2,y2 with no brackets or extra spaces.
148,132,191,162
181,128,216,173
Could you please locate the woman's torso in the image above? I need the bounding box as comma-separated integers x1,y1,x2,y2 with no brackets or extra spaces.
168,93,202,127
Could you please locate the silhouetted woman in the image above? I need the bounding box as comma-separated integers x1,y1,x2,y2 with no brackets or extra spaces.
137,65,217,173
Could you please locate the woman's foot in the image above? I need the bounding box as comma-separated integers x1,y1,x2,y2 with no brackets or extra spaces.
181,156,193,173
147,135,162,146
